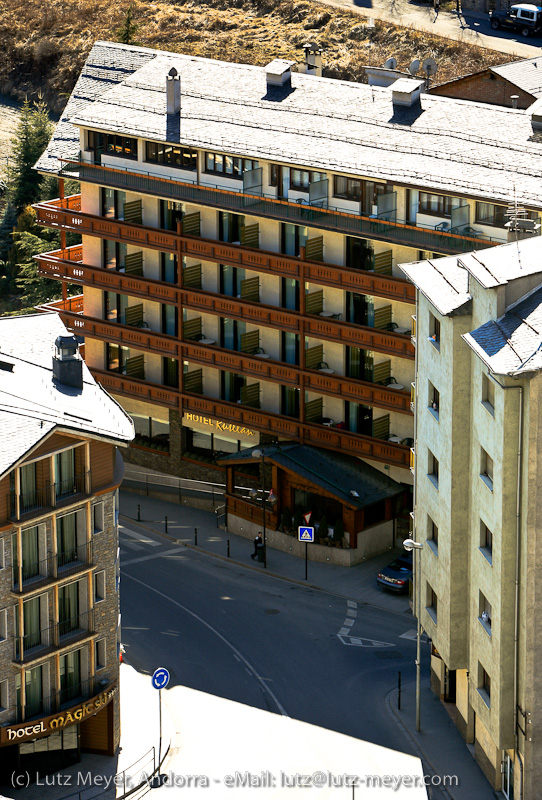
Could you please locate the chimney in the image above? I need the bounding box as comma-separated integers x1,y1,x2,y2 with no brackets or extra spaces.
303,42,323,77
167,67,180,115
389,78,425,108
265,59,295,92
52,335,83,391
510,94,519,109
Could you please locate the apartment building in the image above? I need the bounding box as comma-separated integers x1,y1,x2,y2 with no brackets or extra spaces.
402,237,542,800
31,41,542,556
0,313,133,784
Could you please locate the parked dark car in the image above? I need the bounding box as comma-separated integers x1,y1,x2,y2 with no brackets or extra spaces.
376,552,413,593
490,4,542,37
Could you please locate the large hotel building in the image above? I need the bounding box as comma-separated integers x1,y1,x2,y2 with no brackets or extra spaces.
0,313,133,783
32,42,542,562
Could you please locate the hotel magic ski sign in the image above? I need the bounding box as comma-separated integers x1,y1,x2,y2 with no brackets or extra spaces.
0,683,118,745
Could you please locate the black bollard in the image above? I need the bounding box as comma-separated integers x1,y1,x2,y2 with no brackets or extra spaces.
194,527,198,546
165,516,168,534
137,504,141,522
227,539,230,558
398,671,401,710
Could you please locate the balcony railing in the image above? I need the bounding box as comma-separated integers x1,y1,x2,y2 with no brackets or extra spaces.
12,543,92,593
7,487,50,520
13,609,95,663
58,159,506,255
34,225,416,306
39,291,415,362
13,676,106,723
49,471,90,502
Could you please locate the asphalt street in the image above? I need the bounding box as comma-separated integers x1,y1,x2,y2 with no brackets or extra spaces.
119,520,425,757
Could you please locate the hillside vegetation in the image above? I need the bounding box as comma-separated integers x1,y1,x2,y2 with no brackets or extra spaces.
0,0,514,114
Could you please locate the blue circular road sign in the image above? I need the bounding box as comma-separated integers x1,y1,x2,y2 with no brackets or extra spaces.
152,667,170,690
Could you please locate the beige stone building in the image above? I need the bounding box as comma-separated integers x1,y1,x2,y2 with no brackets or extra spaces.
0,314,133,785
402,236,542,799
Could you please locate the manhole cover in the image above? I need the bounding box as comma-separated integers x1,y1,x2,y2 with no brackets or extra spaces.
265,609,280,615
374,650,403,660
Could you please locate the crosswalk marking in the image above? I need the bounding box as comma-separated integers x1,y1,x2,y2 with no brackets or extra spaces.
120,540,144,551
120,526,161,546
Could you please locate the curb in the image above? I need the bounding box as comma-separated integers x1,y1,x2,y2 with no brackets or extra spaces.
119,514,414,620
384,686,455,800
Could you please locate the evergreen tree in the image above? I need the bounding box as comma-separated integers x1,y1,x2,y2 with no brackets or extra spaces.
13,224,61,309
117,5,139,45
10,98,53,212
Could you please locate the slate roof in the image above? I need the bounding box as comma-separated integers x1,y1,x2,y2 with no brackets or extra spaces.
35,41,542,210
463,284,542,376
400,254,471,316
218,443,404,509
492,57,542,98
401,237,542,316
0,313,134,478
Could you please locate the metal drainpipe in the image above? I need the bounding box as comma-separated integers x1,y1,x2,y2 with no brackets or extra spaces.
489,376,524,800
413,293,421,732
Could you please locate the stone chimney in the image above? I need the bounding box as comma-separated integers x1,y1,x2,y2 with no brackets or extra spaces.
52,335,83,391
303,42,323,77
167,67,181,115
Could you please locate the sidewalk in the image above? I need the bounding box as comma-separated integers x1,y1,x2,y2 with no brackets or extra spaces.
119,489,497,800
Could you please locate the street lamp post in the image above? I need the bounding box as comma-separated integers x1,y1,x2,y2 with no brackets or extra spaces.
250,449,276,569
403,537,424,733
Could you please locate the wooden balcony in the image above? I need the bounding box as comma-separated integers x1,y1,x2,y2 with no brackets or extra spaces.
58,160,504,255
33,200,415,305
85,366,411,468
35,252,415,360
38,298,413,415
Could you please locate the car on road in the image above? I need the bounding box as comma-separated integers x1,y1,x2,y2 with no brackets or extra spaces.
376,552,413,593
490,3,542,37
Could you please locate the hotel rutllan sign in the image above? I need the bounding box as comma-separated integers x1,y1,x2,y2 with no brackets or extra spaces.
184,413,256,439
0,683,118,746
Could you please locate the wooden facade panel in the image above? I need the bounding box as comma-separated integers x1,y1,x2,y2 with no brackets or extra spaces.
24,433,79,461
80,703,111,754
90,441,114,490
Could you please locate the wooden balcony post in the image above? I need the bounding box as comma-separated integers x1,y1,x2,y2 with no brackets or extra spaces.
19,665,25,719
17,600,24,666
14,466,20,521
53,585,59,647
16,528,23,594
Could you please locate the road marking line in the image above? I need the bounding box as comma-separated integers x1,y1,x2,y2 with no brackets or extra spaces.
343,618,354,627
346,608,357,617
339,627,350,636
123,571,289,717
120,526,161,546
399,630,418,640
347,600,357,608
119,540,144,551
337,634,396,648
121,548,183,566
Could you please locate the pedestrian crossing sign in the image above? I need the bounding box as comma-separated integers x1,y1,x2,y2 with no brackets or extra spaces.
298,526,315,542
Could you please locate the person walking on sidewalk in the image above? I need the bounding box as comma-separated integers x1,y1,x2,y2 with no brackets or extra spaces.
434,0,440,13
251,532,263,560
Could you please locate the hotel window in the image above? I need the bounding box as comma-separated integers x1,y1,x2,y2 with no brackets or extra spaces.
57,512,80,569
479,592,492,635
419,192,457,217
55,449,77,500
482,374,495,416
93,502,104,534
94,570,106,603
290,169,326,191
0,679,7,712
162,357,179,388
205,153,258,178
219,212,245,244
0,608,6,641
106,343,130,373
0,538,4,570
96,639,107,670
427,450,439,489
59,648,82,705
103,240,127,271
281,386,300,418
160,200,184,231
145,141,197,170
480,449,494,491
426,584,438,624
17,665,44,719
427,517,438,555
282,332,300,365
428,382,439,419
478,663,491,707
88,131,137,160
334,178,390,213
428,313,440,350
475,202,507,228
101,188,126,220
281,223,308,257
161,253,178,283
480,521,493,564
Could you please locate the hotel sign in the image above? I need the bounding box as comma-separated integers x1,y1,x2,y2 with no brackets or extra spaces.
0,683,118,746
183,413,256,439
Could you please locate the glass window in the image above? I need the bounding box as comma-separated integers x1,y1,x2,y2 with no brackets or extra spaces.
91,133,137,159
145,141,198,171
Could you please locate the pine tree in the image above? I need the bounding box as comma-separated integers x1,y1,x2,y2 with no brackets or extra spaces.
10,97,53,212
117,5,139,45
13,226,61,309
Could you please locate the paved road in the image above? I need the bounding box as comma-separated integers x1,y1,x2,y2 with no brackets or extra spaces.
324,0,542,59
119,520,420,752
